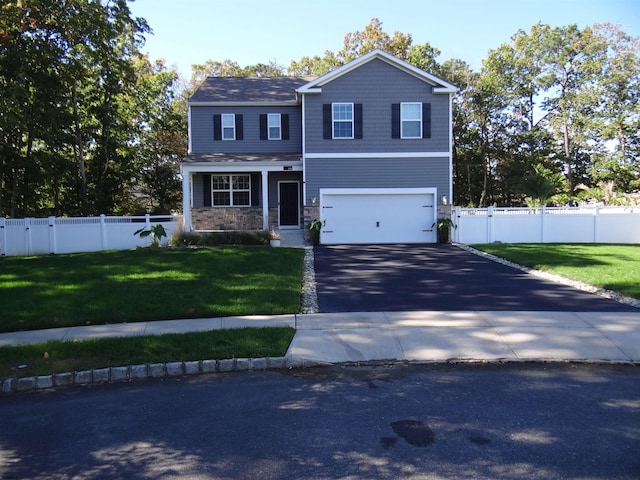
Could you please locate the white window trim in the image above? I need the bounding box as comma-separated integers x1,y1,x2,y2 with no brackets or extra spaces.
211,174,251,207
221,113,236,141
332,102,354,139
268,113,281,140
400,102,422,139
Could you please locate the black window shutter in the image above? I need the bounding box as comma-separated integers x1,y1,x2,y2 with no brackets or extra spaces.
391,103,400,139
354,104,363,139
323,104,332,139
250,173,260,206
236,114,243,140
282,114,290,140
259,114,267,140
203,175,211,207
213,115,222,141
422,103,431,139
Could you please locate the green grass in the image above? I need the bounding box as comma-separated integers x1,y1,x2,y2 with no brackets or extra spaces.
0,327,295,379
0,247,305,333
471,243,640,300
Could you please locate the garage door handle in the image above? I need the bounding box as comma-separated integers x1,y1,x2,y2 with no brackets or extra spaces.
323,206,333,209
423,229,434,232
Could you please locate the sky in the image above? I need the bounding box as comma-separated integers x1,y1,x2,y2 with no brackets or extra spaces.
128,0,640,79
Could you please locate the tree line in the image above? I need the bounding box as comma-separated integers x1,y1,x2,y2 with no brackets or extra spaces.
1,5,638,217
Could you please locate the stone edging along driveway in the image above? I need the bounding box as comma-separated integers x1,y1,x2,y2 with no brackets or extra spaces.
457,244,640,309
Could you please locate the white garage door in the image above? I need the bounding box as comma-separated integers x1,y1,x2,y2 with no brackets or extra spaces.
320,188,437,244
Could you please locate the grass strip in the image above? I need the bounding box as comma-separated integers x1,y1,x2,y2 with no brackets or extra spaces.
0,247,305,333
471,243,640,300
0,327,295,379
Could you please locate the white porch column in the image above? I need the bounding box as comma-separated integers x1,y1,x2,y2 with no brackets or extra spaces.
181,169,192,231
261,169,269,230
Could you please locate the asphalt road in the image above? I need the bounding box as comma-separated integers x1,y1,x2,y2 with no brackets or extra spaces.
314,244,637,313
1,363,639,479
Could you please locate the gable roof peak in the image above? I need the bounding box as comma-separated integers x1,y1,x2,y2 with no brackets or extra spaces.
297,49,457,94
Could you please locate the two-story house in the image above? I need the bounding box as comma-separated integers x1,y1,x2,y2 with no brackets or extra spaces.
180,49,457,244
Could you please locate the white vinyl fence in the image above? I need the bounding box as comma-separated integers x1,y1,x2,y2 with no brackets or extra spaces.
454,206,640,244
0,214,182,256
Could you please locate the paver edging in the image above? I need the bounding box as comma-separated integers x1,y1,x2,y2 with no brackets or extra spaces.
0,356,324,394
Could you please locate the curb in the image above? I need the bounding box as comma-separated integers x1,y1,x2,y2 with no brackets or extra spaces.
1,356,324,395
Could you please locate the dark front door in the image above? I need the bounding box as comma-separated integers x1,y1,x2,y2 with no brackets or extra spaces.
279,182,299,227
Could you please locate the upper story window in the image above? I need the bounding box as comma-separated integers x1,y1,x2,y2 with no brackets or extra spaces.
323,103,362,140
221,114,235,140
392,103,431,139
401,103,422,139
213,114,243,141
211,174,250,206
332,103,354,139
268,113,281,140
260,113,289,140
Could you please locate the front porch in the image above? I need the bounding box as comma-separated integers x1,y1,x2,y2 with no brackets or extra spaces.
181,154,303,232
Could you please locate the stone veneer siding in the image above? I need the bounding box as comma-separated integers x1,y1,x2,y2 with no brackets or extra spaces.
192,207,263,231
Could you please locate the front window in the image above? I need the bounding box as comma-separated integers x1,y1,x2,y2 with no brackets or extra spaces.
401,103,422,139
212,174,250,206
332,103,353,139
221,114,235,140
268,113,281,140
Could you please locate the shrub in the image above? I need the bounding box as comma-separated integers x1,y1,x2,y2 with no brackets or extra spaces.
170,230,270,247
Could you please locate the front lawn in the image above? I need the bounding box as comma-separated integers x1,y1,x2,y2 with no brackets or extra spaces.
0,247,305,333
471,243,640,300
0,327,295,379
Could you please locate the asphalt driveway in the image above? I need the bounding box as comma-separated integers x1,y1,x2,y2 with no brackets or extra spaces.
313,244,636,313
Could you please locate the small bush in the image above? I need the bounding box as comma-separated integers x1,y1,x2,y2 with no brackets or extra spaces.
170,230,270,246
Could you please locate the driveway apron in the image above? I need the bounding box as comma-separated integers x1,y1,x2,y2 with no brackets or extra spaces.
313,244,636,313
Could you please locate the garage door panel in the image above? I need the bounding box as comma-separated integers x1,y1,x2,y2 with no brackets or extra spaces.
320,189,436,244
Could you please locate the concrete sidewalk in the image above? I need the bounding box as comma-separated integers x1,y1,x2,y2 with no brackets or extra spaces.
1,310,639,365
287,311,640,365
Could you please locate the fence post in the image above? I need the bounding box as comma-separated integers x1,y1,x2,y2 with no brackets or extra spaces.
25,218,32,256
487,206,494,243
540,206,546,243
100,215,107,251
593,206,599,243
48,216,57,254
454,206,461,243
0,217,5,256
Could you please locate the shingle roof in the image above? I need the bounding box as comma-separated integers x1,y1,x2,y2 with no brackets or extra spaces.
189,76,316,103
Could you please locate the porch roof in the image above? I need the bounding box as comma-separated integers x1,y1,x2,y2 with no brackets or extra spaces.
182,153,302,164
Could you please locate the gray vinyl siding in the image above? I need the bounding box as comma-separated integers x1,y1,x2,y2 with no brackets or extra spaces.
305,157,450,203
190,105,302,153
268,172,302,206
304,59,450,154
192,174,204,207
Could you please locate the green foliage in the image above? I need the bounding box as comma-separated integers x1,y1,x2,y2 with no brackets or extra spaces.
0,0,184,217
134,224,167,247
170,230,271,246
432,217,457,243
520,164,567,206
